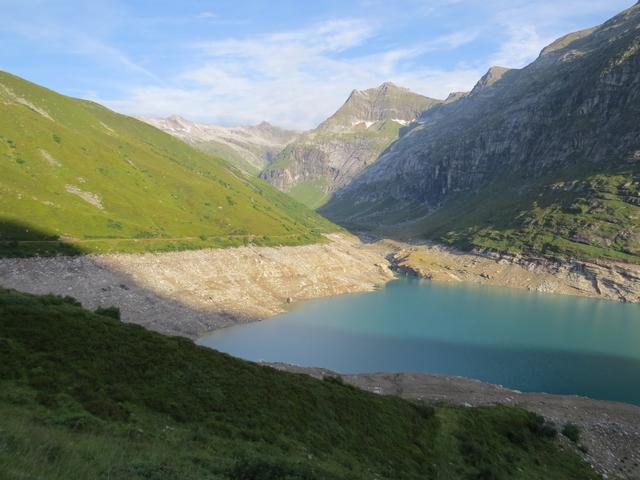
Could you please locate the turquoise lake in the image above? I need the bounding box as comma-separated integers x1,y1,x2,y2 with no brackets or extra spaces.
198,277,640,405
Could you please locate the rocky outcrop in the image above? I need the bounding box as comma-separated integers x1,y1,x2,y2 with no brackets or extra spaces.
142,115,299,174
259,83,441,207
387,240,640,303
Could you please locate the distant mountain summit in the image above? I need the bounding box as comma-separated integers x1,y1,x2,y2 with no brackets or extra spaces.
143,116,299,175
259,82,440,208
319,82,440,131
470,66,512,93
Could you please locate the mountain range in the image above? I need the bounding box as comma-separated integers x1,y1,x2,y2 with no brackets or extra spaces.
321,2,640,263
259,82,439,208
142,115,299,175
2,2,640,266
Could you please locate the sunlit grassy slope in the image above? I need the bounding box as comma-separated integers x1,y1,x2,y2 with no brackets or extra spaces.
0,71,337,255
0,288,599,480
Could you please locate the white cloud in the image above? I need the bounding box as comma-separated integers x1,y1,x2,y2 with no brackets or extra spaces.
101,1,634,129
105,19,481,129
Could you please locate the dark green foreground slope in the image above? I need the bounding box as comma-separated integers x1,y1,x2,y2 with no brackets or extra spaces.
0,289,598,479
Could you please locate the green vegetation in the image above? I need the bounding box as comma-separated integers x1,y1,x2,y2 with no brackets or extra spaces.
417,162,640,263
262,121,407,209
288,178,331,209
0,71,338,257
562,424,581,444
0,288,599,479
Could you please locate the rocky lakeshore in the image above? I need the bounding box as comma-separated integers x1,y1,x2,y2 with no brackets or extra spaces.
2,234,640,478
1,234,640,340
270,363,640,480
0,234,393,338
386,240,640,304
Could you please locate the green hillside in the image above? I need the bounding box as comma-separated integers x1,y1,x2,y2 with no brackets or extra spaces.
0,71,337,256
0,288,598,480
404,162,640,263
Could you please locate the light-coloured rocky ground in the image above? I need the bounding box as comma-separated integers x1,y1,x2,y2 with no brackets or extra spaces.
385,239,640,303
1,234,639,339
0,234,393,338
270,363,640,480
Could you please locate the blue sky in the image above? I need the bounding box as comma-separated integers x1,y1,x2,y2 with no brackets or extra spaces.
2,0,634,129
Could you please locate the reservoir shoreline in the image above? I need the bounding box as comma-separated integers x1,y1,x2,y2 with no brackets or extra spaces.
0,234,639,341
268,362,640,480
3,235,640,478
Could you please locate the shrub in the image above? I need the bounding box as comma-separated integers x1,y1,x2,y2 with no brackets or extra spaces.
95,306,121,320
322,375,344,386
527,414,557,439
413,402,436,419
61,295,82,307
562,423,580,443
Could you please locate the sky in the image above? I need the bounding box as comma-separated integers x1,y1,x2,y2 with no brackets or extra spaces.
1,0,635,129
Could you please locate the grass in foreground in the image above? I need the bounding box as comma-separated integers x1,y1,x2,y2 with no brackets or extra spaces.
0,288,599,479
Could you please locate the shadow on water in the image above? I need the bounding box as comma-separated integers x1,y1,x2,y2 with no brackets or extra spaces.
0,218,252,338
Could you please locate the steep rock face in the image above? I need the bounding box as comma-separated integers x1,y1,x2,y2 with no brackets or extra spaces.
322,3,640,262
259,83,440,208
143,116,299,175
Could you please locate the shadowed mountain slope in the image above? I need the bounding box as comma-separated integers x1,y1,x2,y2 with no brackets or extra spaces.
322,3,640,263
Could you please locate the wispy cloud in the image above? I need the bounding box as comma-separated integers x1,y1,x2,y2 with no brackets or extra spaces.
106,19,481,128
4,0,633,129
2,20,158,81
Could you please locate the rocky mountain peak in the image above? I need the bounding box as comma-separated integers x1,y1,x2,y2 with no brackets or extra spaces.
445,91,469,103
321,83,440,130
471,66,512,93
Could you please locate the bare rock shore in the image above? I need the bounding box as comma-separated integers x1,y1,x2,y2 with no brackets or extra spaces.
386,240,640,304
2,234,639,341
0,234,394,338
270,363,640,480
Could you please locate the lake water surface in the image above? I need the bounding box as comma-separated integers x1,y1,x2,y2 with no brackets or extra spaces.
198,277,640,405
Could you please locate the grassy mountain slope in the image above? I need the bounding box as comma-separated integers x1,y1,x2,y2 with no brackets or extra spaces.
413,164,640,263
0,288,598,480
0,71,336,256
322,4,640,263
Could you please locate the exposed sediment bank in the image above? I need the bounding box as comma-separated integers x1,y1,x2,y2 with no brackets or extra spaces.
0,234,393,338
1,235,640,340
386,240,640,304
